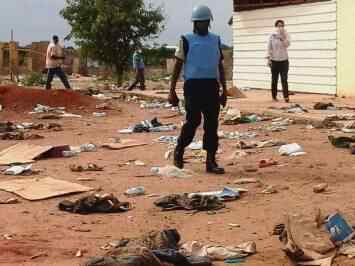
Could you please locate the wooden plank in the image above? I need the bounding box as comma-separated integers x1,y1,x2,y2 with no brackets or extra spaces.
0,177,93,201
235,12,336,29
235,22,336,35
0,143,53,165
234,1,336,21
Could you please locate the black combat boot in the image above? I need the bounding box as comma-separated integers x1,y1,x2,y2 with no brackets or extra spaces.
206,151,225,174
173,146,184,169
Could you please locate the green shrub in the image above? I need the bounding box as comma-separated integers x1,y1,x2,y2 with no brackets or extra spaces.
22,72,46,86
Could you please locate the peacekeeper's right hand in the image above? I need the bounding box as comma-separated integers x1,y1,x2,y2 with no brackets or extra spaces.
168,88,179,107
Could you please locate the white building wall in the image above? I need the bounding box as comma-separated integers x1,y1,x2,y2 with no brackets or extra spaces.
233,0,337,94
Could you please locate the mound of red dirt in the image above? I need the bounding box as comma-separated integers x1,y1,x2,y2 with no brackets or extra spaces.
0,85,98,113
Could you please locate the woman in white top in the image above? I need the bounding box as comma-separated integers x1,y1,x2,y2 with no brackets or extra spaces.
267,20,291,102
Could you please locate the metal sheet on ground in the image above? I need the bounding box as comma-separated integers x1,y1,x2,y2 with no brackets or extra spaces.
0,143,53,165
0,177,93,201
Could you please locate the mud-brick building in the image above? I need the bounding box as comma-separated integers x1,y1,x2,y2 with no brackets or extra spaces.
0,41,85,76
232,0,355,96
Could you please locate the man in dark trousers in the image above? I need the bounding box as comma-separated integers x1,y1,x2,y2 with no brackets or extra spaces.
169,5,227,175
45,35,71,90
128,49,146,91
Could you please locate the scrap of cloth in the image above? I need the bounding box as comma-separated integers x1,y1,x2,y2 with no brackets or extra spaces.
58,194,131,214
154,194,225,211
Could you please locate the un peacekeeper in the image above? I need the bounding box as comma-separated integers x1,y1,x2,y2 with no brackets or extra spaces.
168,5,227,175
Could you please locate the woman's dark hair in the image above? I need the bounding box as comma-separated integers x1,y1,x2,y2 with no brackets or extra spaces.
275,20,285,27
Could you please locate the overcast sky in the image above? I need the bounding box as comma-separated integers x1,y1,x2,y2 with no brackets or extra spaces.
0,0,233,46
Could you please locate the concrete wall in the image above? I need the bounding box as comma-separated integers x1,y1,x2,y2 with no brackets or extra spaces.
337,0,355,96
233,0,337,94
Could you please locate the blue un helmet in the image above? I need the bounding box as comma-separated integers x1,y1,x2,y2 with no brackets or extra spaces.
191,5,213,22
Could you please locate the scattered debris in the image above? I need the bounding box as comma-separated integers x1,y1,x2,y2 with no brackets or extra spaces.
270,104,308,113
259,159,278,168
314,102,335,110
0,177,93,200
188,187,244,202
154,194,225,211
4,164,33,175
261,185,278,194
0,198,19,204
181,241,256,261
279,143,305,156
93,112,107,117
223,108,241,125
218,131,258,140
101,141,147,150
63,149,80,157
328,135,355,149
58,193,131,214
39,114,62,120
134,160,146,166
120,118,176,133
326,212,354,244
313,183,328,193
0,131,44,140
80,143,97,152
125,187,146,197
234,178,259,185
70,163,103,172
151,165,193,178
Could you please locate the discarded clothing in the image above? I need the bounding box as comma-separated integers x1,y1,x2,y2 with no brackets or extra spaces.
0,131,44,140
314,102,335,110
58,193,131,214
188,187,242,202
152,249,211,266
122,118,176,133
270,104,308,113
328,135,355,148
0,122,16,133
151,165,193,178
85,248,211,266
154,194,225,211
279,143,305,156
107,229,182,253
83,248,164,266
181,241,256,261
218,131,257,140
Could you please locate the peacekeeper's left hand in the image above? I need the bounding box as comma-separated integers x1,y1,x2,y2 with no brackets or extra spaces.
220,89,227,107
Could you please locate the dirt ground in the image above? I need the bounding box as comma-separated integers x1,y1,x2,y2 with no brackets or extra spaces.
1,89,355,266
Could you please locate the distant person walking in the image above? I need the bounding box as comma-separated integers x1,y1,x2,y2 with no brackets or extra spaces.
267,20,291,102
45,35,71,90
128,49,146,91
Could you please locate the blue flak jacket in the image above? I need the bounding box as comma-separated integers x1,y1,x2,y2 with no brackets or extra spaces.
132,52,145,69
184,32,221,81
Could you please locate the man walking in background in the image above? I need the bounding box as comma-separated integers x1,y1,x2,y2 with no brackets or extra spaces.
128,49,146,91
45,35,71,90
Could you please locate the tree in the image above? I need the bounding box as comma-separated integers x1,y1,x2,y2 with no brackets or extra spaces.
60,0,165,85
